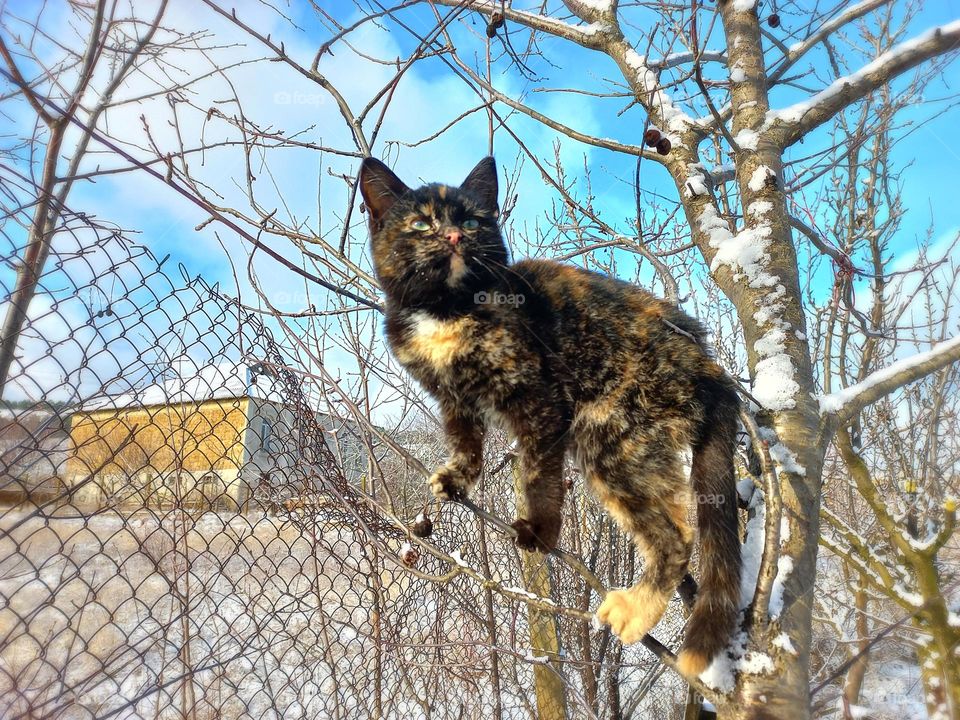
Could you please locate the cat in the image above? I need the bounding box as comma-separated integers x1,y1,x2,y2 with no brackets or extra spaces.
359,156,742,676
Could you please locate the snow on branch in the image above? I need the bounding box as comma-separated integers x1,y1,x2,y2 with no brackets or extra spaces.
767,19,960,146
768,0,888,83
620,48,695,134
819,334,960,426
562,0,617,22
433,0,610,48
649,49,727,71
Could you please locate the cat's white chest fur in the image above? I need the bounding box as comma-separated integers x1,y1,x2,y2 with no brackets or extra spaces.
396,311,471,368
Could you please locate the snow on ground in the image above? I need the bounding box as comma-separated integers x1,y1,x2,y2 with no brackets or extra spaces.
843,657,927,720
0,504,579,719
0,508,402,719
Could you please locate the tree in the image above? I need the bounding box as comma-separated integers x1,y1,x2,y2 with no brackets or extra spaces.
372,2,959,716
3,1,959,718
0,0,173,397
802,42,960,715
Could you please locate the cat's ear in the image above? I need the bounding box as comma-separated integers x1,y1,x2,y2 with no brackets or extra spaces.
359,157,410,233
461,157,499,217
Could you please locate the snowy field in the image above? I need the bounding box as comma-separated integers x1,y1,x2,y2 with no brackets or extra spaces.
0,508,396,719
0,506,934,719
855,658,926,720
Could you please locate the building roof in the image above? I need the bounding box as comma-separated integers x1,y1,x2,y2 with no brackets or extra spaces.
78,361,290,412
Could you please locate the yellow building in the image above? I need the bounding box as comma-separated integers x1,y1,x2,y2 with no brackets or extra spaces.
65,362,367,510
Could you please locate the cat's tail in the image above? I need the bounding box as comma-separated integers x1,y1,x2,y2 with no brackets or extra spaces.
676,377,742,677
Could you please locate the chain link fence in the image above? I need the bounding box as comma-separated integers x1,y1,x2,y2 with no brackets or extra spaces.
0,229,696,718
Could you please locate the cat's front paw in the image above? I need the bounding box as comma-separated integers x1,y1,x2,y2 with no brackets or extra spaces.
511,517,560,552
596,585,669,645
429,465,474,501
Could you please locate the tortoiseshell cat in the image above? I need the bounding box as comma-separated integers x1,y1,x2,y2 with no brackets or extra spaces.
360,156,741,675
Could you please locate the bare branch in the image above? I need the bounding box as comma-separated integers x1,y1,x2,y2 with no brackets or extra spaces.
769,20,960,146
0,35,54,123
449,55,659,159
768,0,891,84
788,214,854,268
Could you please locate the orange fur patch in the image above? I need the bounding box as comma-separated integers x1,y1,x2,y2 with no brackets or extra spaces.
397,312,470,367
675,649,710,677
596,584,669,645
577,396,618,425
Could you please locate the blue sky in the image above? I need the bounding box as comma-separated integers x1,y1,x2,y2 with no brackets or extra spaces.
114,1,960,282
2,0,959,406
10,0,960,284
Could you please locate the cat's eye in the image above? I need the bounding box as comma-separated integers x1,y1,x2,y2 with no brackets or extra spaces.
462,219,480,230
410,219,431,231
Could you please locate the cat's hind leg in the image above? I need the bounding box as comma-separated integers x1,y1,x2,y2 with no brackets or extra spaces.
591,451,693,645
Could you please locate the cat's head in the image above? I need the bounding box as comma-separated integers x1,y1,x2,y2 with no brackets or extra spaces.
359,157,508,310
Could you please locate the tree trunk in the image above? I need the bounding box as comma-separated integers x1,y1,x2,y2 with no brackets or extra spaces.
841,579,870,717
913,555,960,718
683,3,828,716
514,461,569,720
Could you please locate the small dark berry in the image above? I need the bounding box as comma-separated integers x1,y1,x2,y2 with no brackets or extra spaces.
410,515,433,538
643,128,662,147
656,137,672,156
768,14,780,28
486,13,504,38
400,543,419,567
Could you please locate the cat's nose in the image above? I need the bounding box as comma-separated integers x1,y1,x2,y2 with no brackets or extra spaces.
445,229,462,246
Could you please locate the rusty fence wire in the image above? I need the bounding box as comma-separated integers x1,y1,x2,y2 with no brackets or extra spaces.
0,228,695,719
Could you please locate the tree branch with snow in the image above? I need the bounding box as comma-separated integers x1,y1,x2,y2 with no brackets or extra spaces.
562,0,618,24
432,0,611,49
767,0,890,84
768,19,960,147
819,335,960,429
